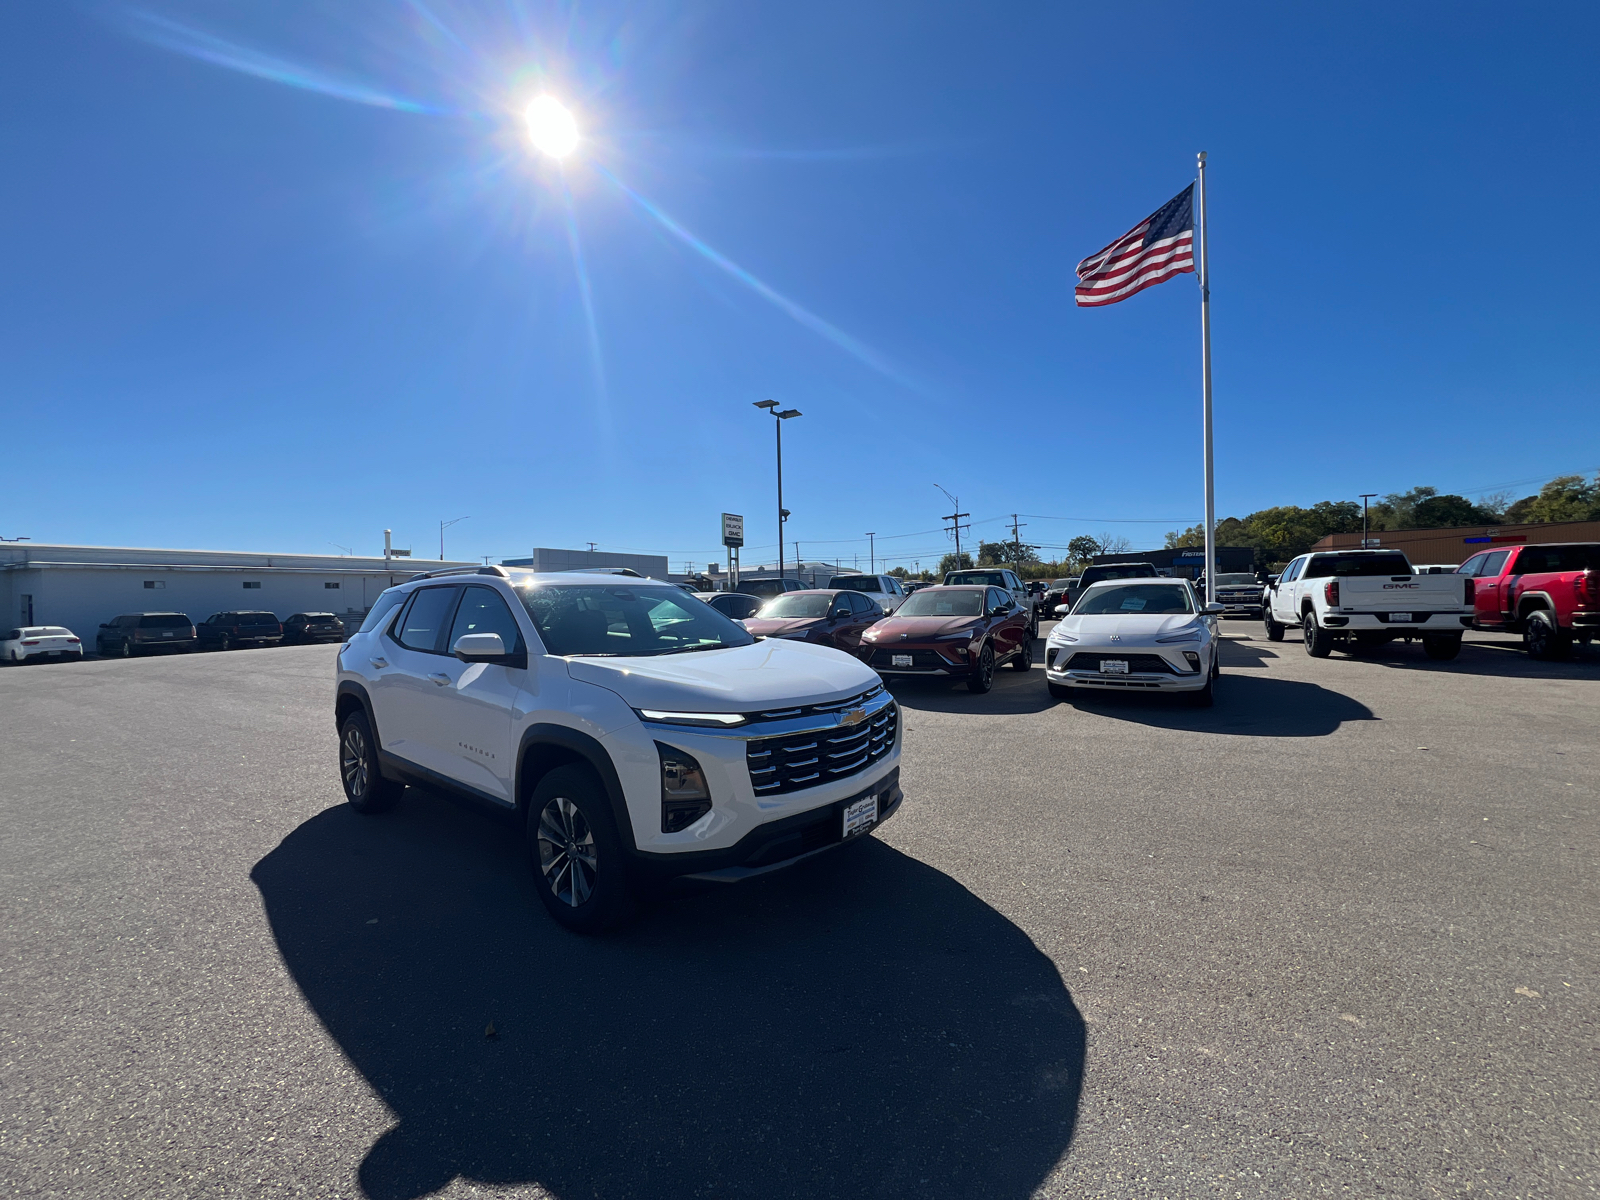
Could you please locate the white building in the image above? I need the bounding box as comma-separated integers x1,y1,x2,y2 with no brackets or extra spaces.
0,543,473,643
501,547,670,578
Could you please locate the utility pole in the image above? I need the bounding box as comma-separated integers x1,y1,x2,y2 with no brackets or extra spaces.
1010,514,1027,573
794,542,801,584
866,532,876,575
935,484,968,568
1359,494,1378,548
384,529,392,569
754,400,802,579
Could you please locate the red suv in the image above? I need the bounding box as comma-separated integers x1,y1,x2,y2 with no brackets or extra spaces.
1459,542,1600,659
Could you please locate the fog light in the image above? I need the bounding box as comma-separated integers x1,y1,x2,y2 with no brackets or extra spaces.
657,743,712,833
1182,651,1201,672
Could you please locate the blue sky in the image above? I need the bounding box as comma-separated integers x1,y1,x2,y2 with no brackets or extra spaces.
3,2,1597,571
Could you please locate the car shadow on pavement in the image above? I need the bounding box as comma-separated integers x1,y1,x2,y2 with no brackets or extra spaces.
1275,633,1599,679
884,670,1058,716
252,796,1085,1200
1214,634,1276,669
1063,673,1376,736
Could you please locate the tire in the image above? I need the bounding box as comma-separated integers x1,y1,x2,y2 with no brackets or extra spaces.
1303,612,1334,658
339,709,403,814
219,635,232,653
1011,630,1033,671
527,765,634,934
1264,613,1285,642
1188,672,1215,707
119,640,131,658
1047,681,1072,700
1422,634,1462,661
1523,610,1570,661
967,641,995,693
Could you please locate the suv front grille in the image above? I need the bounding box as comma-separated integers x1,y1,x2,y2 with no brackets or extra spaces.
747,702,897,795
867,648,949,670
1062,652,1177,675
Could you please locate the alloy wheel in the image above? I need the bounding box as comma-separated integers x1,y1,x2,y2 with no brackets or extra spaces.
341,726,368,797
537,796,599,907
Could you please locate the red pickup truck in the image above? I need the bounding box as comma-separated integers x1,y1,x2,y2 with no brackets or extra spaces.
1458,542,1600,659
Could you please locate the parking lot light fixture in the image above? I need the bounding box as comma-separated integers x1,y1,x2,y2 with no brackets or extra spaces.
753,401,802,579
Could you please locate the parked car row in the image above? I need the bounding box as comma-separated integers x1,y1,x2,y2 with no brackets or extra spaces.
88,610,348,658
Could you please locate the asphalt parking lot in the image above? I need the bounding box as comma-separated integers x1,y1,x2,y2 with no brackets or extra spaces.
2,627,1597,1199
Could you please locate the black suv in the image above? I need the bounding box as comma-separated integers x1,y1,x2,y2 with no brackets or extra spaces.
97,613,197,656
197,611,284,651
283,612,347,644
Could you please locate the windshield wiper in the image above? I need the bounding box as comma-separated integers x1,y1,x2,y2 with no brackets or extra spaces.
658,642,732,655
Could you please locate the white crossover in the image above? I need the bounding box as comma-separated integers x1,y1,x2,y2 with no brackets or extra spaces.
1045,580,1222,706
335,567,902,933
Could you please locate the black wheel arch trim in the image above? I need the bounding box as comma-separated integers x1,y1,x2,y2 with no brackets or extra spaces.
516,724,637,852
335,680,379,743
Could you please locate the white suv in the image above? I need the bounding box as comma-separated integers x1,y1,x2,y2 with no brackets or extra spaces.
334,567,903,932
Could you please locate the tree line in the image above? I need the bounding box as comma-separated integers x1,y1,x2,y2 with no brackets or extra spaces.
1163,474,1600,568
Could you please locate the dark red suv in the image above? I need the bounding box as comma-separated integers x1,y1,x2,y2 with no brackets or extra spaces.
857,585,1031,693
742,590,881,654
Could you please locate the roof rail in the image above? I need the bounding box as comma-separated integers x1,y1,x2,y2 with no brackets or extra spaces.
407,565,512,582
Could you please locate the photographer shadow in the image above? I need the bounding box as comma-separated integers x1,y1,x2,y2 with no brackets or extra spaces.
253,794,1085,1200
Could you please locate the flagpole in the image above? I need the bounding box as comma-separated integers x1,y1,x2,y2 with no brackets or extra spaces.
1197,151,1216,607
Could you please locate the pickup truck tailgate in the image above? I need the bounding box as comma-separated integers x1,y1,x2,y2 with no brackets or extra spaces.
1331,574,1471,616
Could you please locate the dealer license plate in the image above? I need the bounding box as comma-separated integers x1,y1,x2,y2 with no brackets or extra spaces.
1389,612,1413,623
842,794,879,840
891,654,913,667
1100,659,1129,674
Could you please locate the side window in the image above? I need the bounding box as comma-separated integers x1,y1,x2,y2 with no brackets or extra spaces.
1510,549,1545,575
447,586,525,653
1457,554,1486,577
1283,558,1304,583
849,592,872,615
830,594,852,618
394,586,461,653
1478,550,1510,577
987,588,1005,613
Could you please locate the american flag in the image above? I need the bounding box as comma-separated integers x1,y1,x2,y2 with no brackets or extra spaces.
1075,185,1195,307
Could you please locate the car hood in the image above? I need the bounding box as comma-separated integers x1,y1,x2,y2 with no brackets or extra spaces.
865,615,982,641
742,617,824,638
563,638,879,710
1051,613,1204,645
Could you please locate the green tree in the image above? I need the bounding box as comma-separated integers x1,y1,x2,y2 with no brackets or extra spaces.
938,551,973,576
977,539,1041,567
1506,474,1600,523
1066,535,1101,563
887,566,909,579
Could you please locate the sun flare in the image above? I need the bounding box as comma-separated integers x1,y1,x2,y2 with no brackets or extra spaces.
526,95,578,158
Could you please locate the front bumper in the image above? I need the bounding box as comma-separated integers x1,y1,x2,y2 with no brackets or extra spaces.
1044,643,1210,691
861,642,978,677
635,767,903,885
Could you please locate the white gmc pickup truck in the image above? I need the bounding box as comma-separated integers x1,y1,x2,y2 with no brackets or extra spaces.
1263,549,1474,660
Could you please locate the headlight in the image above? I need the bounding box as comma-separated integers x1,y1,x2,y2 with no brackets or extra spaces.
1051,631,1079,643
657,743,712,832
1155,627,1202,644
638,709,747,726
937,628,977,640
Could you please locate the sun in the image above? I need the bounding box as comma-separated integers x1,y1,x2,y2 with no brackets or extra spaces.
526,95,578,158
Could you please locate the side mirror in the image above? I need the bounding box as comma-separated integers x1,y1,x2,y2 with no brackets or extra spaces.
453,632,508,662
1053,604,1070,617
1204,602,1225,614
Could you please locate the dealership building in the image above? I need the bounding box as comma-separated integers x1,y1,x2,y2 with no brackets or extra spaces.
0,543,473,642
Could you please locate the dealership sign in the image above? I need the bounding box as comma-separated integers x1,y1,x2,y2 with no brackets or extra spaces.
721,513,744,548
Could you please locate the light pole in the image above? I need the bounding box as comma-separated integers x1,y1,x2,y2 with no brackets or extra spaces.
1359,494,1378,548
754,401,801,579
866,533,876,575
440,516,469,560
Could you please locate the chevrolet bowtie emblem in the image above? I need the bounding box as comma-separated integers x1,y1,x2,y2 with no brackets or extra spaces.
838,708,868,727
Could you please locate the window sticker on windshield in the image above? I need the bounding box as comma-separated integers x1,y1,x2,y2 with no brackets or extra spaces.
934,602,955,614
1119,597,1147,611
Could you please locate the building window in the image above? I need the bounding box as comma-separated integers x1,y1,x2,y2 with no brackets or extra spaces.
143,580,165,589
324,581,340,589
243,581,262,589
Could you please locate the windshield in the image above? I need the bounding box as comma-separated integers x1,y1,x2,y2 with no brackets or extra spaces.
1075,584,1195,616
828,576,881,592
1214,574,1258,586
946,571,1007,588
1303,553,1413,579
518,584,754,657
759,594,833,619
897,589,983,617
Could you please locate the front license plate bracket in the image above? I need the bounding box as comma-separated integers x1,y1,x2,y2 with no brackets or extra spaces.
842,794,878,840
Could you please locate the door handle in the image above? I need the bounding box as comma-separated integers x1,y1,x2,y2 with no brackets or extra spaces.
428,673,452,686
369,657,389,669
